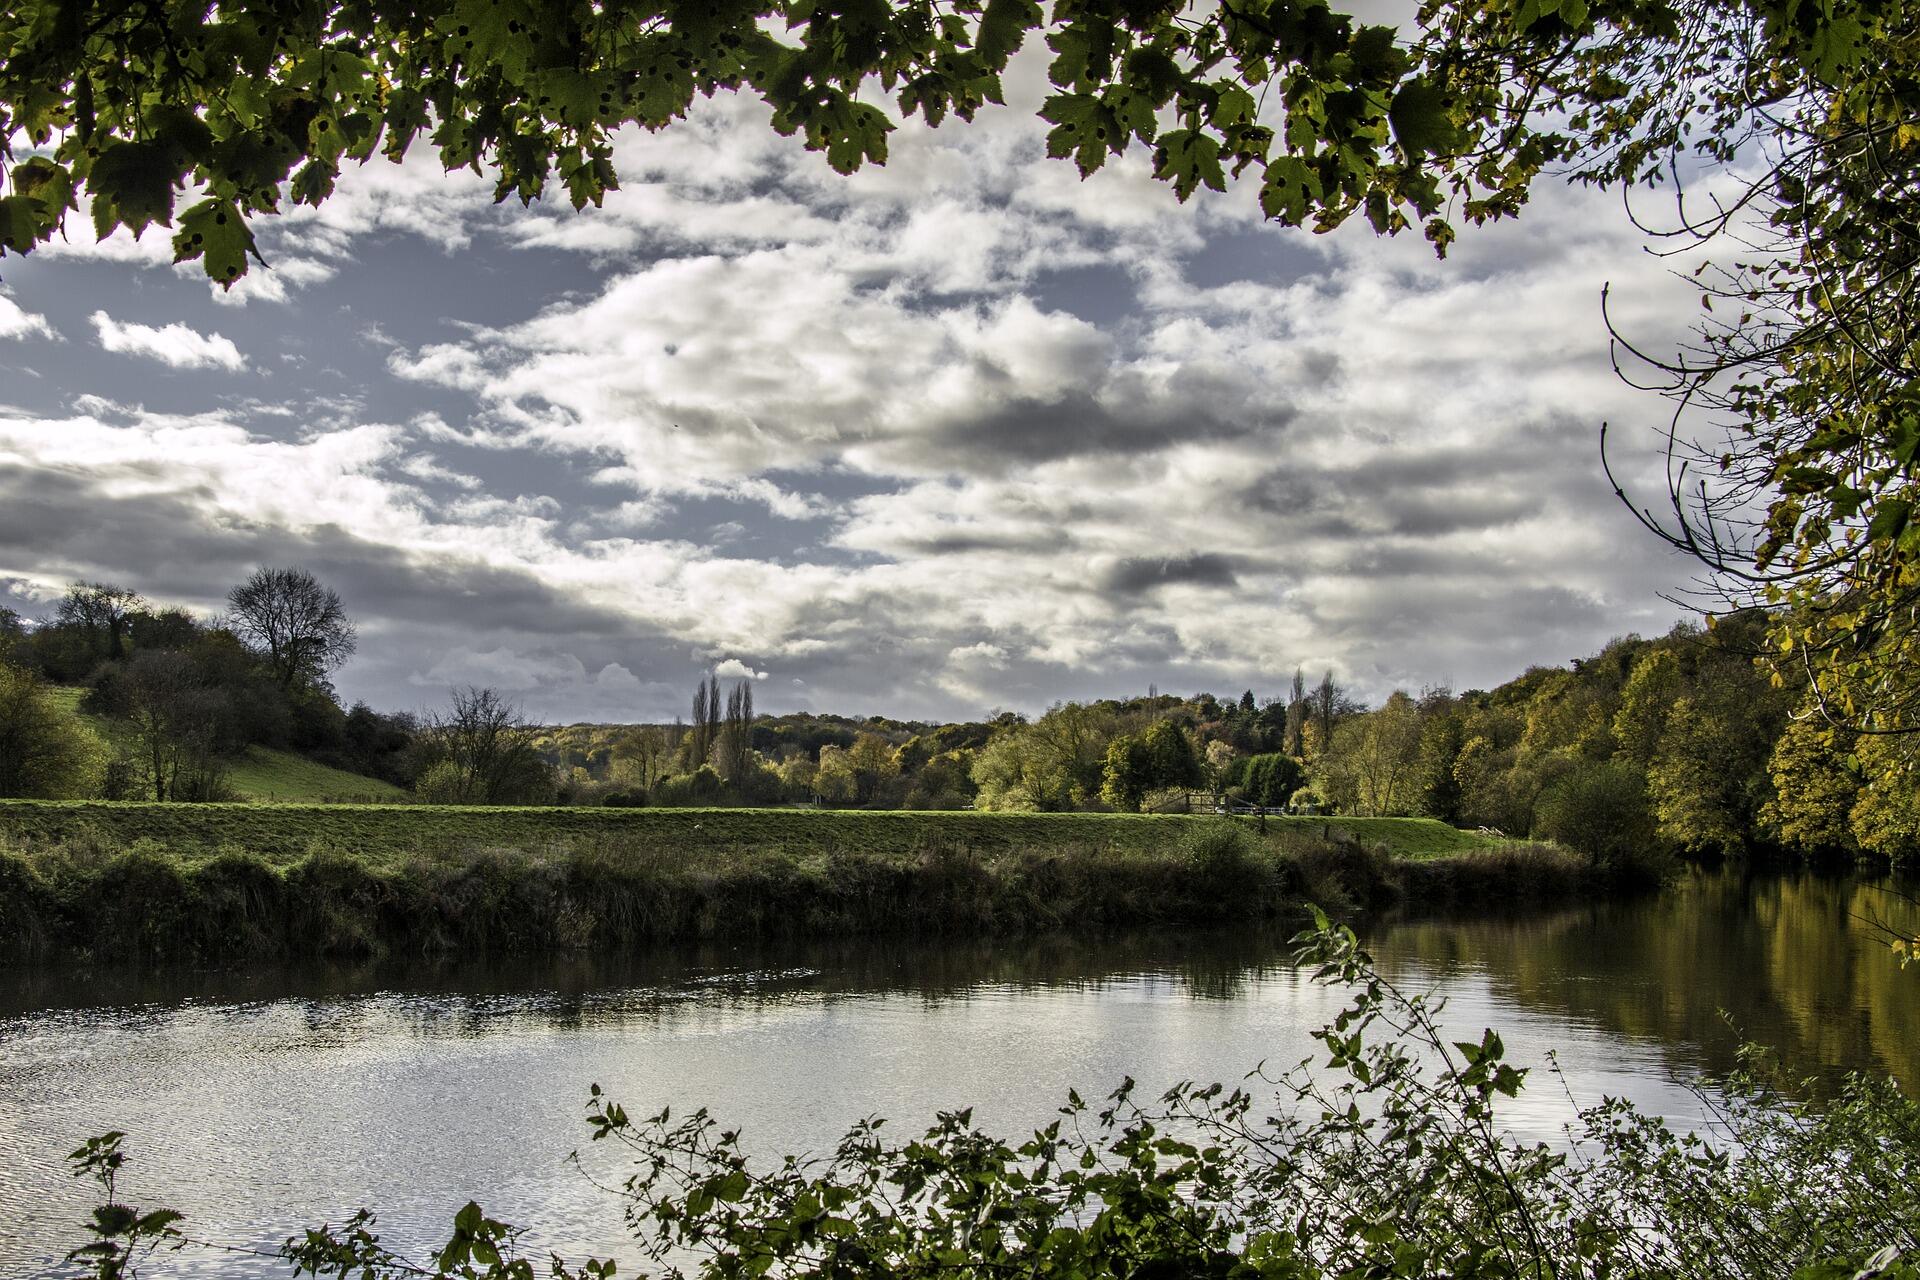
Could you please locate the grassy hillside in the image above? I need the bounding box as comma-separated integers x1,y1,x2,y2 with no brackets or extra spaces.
0,801,1518,865
45,686,403,804
222,748,408,804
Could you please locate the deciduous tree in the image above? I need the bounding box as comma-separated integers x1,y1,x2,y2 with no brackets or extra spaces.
225,567,356,691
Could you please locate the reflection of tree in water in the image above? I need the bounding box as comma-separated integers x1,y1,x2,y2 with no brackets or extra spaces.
0,926,1306,1028
10,873,1914,1089
1368,867,1920,1091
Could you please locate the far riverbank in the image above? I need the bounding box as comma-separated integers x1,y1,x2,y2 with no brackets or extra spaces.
0,802,1603,965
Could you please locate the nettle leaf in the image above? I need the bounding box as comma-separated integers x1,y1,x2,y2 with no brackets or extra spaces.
1388,78,1456,157
1154,129,1226,200
87,140,178,237
172,197,259,286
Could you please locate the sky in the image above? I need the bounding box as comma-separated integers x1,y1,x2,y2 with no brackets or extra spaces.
0,43,1706,725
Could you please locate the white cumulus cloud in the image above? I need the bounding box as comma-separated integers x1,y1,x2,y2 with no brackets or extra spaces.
90,311,245,371
0,294,54,340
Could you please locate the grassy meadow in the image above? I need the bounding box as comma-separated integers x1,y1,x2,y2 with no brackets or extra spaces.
0,801,1583,964
47,686,406,804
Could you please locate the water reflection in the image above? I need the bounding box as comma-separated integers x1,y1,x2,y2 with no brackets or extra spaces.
1369,867,1920,1089
2,868,1916,1277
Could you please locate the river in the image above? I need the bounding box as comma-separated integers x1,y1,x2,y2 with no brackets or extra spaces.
3,866,1917,1276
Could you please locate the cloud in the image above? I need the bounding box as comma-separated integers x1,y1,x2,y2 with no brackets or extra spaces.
0,294,54,340
0,42,1723,723
712,657,769,681
90,310,246,371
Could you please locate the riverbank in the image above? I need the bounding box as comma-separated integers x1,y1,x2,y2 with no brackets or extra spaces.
0,803,1591,964
0,800,1517,862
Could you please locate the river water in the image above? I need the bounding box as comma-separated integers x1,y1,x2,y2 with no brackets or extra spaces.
3,866,1917,1276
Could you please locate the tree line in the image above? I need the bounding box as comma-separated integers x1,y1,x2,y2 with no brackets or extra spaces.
4,574,1914,868
0,570,546,804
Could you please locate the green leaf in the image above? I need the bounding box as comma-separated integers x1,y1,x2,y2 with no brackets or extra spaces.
823,102,893,174
1041,92,1120,176
974,0,1041,67
172,198,259,286
1867,499,1911,543
1153,129,1226,201
0,196,42,253
1388,79,1456,157
87,141,178,237
1260,156,1322,223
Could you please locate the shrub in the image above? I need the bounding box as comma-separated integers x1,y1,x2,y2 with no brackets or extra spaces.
1533,758,1670,882
0,664,106,798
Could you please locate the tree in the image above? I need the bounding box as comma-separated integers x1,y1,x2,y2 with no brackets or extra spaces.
612,724,677,796
1099,733,1153,812
972,702,1120,812
1762,710,1863,858
1533,759,1661,875
686,674,723,772
1412,710,1467,823
813,745,858,806
1285,667,1308,758
0,662,104,798
421,686,550,805
716,680,756,785
226,567,356,692
844,732,901,805
54,581,143,664
1240,751,1305,809
116,649,230,802
1143,720,1205,795
1317,691,1423,817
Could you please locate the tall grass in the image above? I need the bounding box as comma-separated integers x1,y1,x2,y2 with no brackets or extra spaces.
0,820,1617,965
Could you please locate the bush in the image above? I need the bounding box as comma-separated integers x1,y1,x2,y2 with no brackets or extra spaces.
1534,758,1669,882
0,664,105,798
1288,784,1328,814
652,765,726,807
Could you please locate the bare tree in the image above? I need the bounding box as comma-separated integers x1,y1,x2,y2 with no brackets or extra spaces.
613,724,676,792
118,650,230,802
422,686,548,804
55,581,144,661
226,567,356,691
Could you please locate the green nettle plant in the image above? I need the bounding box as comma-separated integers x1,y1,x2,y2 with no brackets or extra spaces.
68,916,1920,1280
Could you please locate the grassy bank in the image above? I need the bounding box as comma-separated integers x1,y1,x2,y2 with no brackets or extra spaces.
0,803,1599,965
0,801,1519,864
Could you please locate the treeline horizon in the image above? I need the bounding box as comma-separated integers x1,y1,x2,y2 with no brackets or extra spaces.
3,570,1915,868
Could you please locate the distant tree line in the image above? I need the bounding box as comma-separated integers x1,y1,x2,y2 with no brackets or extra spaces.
6,581,1914,867
0,571,511,803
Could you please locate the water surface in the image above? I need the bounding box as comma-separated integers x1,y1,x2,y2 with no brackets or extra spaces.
3,867,1916,1275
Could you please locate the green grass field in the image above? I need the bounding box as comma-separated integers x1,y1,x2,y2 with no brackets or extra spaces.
222,747,409,803
0,799,1522,865
46,686,405,804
